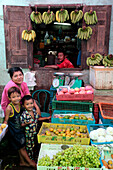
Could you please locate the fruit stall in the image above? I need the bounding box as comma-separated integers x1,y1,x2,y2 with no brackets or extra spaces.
34,72,113,170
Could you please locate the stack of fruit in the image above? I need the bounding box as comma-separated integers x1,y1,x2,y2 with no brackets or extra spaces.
84,10,98,25
70,10,83,24
77,26,92,40
56,8,69,23
21,30,36,42
30,11,42,24
42,10,55,24
86,53,103,66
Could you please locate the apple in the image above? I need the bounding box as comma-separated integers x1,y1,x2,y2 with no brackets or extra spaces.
80,87,86,91
58,91,64,95
79,90,86,94
65,92,70,95
85,85,93,91
69,89,75,94
61,88,68,93
74,87,80,92
86,90,93,94
74,92,79,94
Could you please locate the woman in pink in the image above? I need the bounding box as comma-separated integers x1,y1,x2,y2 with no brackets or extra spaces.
1,67,41,116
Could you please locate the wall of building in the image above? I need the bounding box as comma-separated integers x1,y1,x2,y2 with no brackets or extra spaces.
0,0,113,87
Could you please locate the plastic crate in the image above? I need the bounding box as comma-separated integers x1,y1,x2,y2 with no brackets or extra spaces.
37,122,90,145
37,143,102,170
93,103,99,124
87,124,113,145
50,85,57,107
51,110,95,125
56,93,94,101
52,96,93,112
99,103,113,124
0,124,8,142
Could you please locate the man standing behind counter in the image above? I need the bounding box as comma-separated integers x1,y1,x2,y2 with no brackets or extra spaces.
44,50,74,69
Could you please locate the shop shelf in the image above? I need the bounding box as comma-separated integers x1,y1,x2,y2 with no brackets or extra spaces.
52,96,93,112
37,122,90,145
51,110,95,125
99,103,113,124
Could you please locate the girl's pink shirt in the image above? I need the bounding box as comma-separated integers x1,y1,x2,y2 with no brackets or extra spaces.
1,80,30,115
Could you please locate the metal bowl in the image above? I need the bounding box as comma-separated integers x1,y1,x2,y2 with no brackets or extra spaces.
54,72,65,76
69,73,83,77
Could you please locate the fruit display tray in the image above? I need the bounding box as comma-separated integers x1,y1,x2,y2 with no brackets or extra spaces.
52,96,93,112
51,110,95,125
37,122,90,145
56,93,94,101
37,143,102,170
87,124,113,145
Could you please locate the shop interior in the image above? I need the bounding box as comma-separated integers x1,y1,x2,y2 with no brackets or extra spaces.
31,6,83,68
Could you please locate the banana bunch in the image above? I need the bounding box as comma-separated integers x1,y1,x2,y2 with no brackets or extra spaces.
30,11,42,24
86,53,103,66
56,9,69,23
42,10,55,24
77,26,92,40
84,10,98,25
22,30,36,42
70,10,83,24
102,54,113,67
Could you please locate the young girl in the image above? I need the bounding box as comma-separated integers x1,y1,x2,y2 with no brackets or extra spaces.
20,95,51,160
4,87,36,168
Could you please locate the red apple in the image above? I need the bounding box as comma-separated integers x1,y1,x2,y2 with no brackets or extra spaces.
86,90,93,94
58,91,64,95
62,88,68,93
85,85,93,91
74,92,79,94
80,87,86,91
79,90,86,94
74,87,80,92
69,89,75,94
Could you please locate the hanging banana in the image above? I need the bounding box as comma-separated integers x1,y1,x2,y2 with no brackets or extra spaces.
42,10,55,24
84,10,98,25
77,26,92,40
56,9,69,23
30,11,42,24
86,53,103,66
21,30,36,42
70,10,83,24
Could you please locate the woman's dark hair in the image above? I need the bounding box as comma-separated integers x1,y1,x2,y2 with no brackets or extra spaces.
8,67,23,78
8,86,21,98
21,95,33,105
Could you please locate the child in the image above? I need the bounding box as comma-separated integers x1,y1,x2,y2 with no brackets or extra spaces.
4,87,36,168
20,95,51,160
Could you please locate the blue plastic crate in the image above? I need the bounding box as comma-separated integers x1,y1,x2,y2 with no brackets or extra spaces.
50,85,57,107
51,110,95,125
99,111,113,124
87,124,113,145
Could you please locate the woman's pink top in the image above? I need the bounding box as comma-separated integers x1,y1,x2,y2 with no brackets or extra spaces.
1,80,30,115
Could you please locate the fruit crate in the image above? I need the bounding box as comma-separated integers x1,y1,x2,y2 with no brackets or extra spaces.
51,110,95,125
56,93,94,101
52,96,93,112
50,85,57,107
37,122,90,145
0,124,8,142
99,103,113,124
87,124,113,145
37,143,102,170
